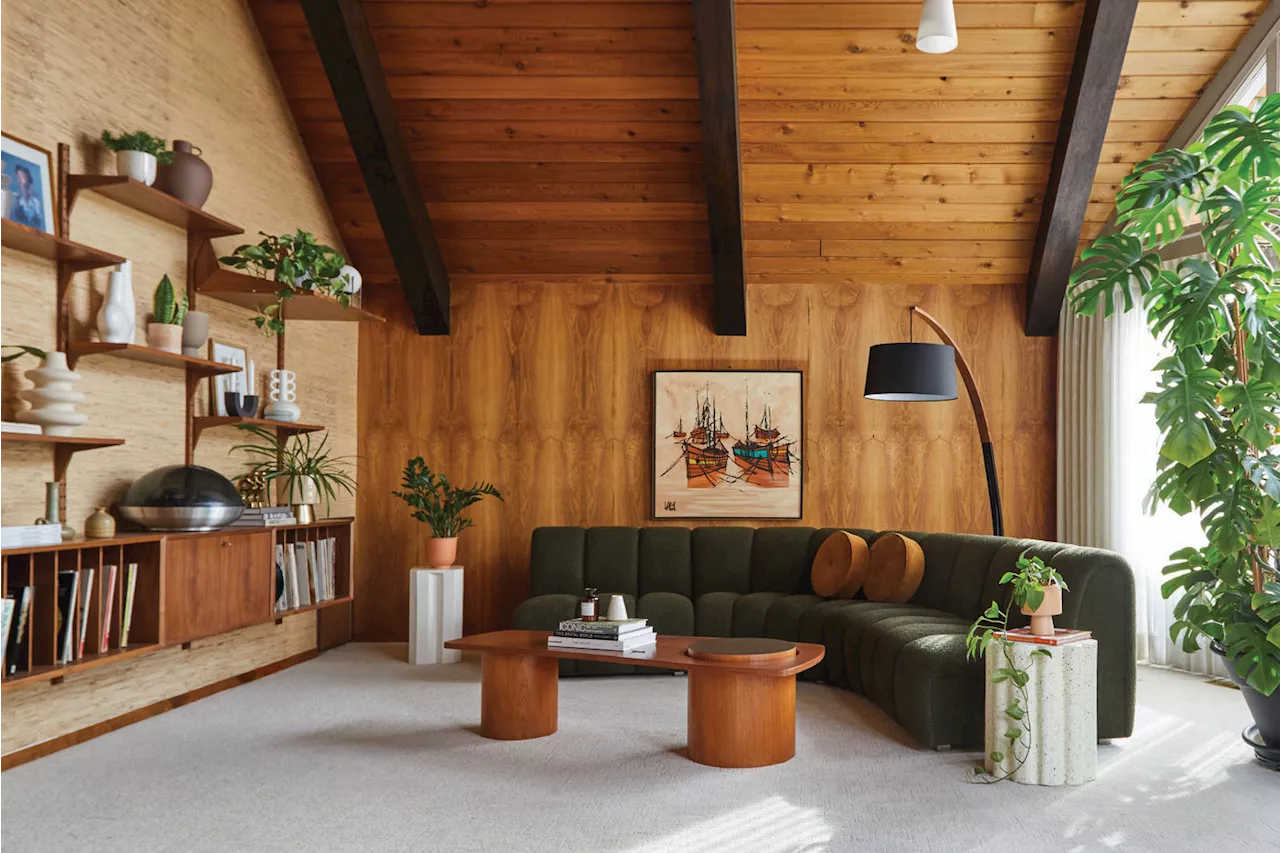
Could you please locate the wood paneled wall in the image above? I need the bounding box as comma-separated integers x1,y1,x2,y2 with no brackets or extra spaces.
356,280,1055,640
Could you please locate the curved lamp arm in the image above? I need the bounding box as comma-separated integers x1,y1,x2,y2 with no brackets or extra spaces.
910,306,1003,535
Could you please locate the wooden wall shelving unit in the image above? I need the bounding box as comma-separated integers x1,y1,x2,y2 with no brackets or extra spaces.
1,518,354,691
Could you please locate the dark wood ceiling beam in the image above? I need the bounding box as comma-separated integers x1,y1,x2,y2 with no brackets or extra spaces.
1024,0,1138,337
300,0,450,335
692,0,746,336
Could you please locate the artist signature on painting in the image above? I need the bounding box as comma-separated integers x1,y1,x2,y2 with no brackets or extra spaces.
664,501,677,511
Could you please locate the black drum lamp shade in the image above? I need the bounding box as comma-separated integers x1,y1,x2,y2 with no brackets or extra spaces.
864,307,1004,536
864,343,958,402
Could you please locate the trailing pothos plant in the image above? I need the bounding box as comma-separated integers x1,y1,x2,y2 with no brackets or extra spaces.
1068,93,1280,696
966,551,1068,782
219,230,352,335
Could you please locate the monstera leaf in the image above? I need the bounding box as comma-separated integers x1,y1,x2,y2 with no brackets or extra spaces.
1218,378,1280,450
1068,234,1163,317
1224,620,1280,696
1202,479,1258,554
1145,259,1235,349
1204,93,1280,181
1146,350,1224,466
1199,180,1280,266
1116,149,1212,244
1244,453,1280,502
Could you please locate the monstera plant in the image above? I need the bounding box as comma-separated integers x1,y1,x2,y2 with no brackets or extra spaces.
1068,94,1280,749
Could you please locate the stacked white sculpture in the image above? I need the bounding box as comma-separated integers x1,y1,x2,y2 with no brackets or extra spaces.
264,368,300,422
15,352,87,436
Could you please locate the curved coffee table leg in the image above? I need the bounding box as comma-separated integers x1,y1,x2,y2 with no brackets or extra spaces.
480,652,558,740
686,670,796,767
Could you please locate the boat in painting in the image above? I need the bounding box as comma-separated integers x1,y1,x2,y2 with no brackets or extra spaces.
732,405,795,487
677,392,728,486
671,417,686,440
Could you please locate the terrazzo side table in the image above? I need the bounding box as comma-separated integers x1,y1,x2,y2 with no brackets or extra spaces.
409,567,463,665
984,638,1097,785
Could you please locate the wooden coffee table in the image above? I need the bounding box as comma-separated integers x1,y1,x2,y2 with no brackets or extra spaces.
443,630,825,768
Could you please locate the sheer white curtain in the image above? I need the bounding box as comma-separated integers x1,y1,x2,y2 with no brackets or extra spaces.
1057,301,1229,678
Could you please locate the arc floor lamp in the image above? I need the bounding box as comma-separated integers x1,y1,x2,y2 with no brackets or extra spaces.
863,306,1004,536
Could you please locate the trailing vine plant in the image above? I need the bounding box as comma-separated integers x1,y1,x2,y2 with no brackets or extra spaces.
1067,93,1280,696
965,551,1068,782
219,230,352,336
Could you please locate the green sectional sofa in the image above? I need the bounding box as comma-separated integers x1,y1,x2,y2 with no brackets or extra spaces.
512,526,1136,749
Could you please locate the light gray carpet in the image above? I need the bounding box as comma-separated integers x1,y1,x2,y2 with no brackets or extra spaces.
2,644,1277,852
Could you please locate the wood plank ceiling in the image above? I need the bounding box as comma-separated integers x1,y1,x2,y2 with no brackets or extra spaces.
253,0,1266,311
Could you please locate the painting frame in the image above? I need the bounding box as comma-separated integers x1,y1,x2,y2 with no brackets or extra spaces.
651,369,804,521
1,132,57,237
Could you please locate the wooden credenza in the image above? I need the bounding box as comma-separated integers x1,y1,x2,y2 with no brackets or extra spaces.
1,518,353,690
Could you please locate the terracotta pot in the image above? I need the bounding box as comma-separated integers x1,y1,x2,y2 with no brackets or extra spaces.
157,140,213,208
424,537,458,568
147,322,183,354
1020,582,1063,636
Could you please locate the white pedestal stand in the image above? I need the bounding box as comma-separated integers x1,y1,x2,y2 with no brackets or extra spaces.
409,567,463,665
984,638,1097,785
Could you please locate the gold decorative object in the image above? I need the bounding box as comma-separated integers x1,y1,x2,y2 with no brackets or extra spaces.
238,470,268,508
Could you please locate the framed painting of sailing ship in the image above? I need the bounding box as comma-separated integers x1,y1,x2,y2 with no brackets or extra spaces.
652,370,803,519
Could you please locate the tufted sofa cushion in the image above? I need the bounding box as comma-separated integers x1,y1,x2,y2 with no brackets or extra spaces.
512,526,1136,747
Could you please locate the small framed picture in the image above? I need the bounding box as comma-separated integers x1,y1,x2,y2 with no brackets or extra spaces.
209,341,247,416
1,133,57,236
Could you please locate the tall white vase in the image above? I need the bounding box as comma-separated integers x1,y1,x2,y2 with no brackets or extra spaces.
15,352,87,436
97,261,136,344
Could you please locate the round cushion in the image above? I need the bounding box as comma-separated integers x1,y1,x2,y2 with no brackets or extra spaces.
863,533,925,603
810,531,870,598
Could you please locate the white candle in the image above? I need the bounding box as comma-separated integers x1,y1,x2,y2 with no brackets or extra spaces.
246,359,255,395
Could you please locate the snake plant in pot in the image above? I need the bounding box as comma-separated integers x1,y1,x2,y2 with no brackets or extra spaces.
1068,93,1280,766
393,457,503,568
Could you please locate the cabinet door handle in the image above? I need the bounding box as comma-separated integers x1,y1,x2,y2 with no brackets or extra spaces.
221,540,232,547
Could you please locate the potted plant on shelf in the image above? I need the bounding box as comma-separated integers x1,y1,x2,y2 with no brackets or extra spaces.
218,230,355,336
966,551,1070,783
1068,93,1280,765
146,275,186,354
393,457,503,568
101,129,174,187
230,426,357,524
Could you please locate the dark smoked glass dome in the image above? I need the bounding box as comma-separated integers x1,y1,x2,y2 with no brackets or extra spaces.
119,465,243,531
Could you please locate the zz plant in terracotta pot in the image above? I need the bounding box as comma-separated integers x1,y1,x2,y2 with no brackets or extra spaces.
393,457,503,568
1067,93,1280,758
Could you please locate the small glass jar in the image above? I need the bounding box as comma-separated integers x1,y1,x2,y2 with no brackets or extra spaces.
580,587,599,622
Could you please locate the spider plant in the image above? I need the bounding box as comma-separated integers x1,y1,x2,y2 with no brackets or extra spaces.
230,425,357,515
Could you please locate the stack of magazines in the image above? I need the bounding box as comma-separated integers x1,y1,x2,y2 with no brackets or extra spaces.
230,506,296,527
548,618,656,651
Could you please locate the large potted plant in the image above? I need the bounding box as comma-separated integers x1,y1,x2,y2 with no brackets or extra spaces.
219,230,355,336
231,425,357,524
393,457,503,568
1068,93,1280,765
101,129,173,186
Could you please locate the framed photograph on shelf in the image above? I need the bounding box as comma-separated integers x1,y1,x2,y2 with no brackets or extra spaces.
652,369,803,520
1,133,57,236
209,341,247,417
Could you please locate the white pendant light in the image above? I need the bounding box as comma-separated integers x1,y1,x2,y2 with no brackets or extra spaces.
917,0,958,54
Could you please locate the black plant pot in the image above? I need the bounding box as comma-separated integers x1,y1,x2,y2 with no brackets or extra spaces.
1213,642,1280,770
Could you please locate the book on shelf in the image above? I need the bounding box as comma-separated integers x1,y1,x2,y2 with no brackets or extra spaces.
1,421,41,435
548,629,656,651
327,537,338,599
76,568,95,658
306,540,323,602
284,546,300,609
100,564,118,650
121,563,138,647
1,597,14,670
229,515,297,527
56,570,79,664
6,587,32,675
274,545,288,613
995,627,1093,646
294,543,312,606
556,618,649,638
1,524,62,550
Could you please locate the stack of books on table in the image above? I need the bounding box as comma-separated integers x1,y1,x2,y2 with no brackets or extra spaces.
995,627,1092,646
229,506,297,527
548,618,656,652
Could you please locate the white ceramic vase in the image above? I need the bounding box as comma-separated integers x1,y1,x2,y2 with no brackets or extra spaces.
96,261,136,344
264,368,301,422
339,264,362,295
16,352,87,436
116,150,158,186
